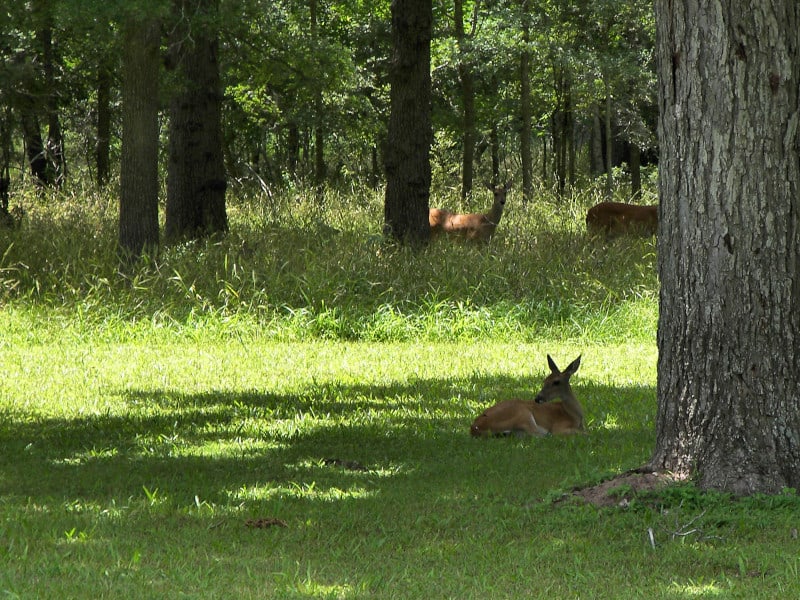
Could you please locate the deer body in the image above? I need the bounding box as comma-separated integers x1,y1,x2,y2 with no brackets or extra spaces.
586,202,657,236
470,355,584,437
429,182,511,242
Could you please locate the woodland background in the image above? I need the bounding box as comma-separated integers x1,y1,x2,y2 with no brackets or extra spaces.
0,0,655,214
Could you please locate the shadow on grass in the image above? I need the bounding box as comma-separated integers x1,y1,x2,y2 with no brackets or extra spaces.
0,376,656,511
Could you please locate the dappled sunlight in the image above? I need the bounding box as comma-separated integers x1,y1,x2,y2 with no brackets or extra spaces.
229,481,376,504
667,580,726,597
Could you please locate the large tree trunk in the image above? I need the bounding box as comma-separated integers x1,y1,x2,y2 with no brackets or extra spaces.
383,0,432,244
119,18,161,260
165,0,228,242
650,0,800,495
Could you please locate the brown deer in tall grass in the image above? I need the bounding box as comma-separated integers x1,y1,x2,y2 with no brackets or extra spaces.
586,202,658,236
429,181,511,242
470,355,585,437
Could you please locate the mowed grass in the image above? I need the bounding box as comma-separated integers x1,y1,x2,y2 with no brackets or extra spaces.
1,183,799,598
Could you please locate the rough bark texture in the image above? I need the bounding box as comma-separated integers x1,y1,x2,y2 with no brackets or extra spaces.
166,0,228,242
651,0,800,494
383,0,432,244
119,18,161,259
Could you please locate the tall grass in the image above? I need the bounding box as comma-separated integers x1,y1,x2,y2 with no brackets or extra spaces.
0,181,657,344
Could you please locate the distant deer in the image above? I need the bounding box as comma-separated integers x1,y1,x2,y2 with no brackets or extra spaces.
470,355,585,437
429,181,511,242
586,202,658,236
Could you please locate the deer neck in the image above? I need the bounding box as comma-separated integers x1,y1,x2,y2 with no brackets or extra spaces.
559,385,584,427
485,199,505,225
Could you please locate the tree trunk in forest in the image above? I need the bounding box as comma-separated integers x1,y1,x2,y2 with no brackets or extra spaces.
590,105,604,176
454,0,476,200
629,144,641,199
310,0,325,190
604,86,613,197
119,17,160,260
552,64,570,197
287,122,300,179
166,0,228,242
650,0,800,495
383,0,432,244
519,0,533,203
39,22,65,186
96,60,111,188
19,100,50,186
490,121,499,186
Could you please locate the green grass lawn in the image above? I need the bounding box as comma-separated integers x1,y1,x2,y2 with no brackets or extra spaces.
2,185,799,598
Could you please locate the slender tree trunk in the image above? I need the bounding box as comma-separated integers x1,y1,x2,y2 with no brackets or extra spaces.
590,105,604,175
604,84,613,197
383,0,432,244
310,0,325,189
19,100,49,186
650,0,800,495
490,120,499,186
96,60,111,188
39,22,65,186
566,85,575,188
454,0,477,200
629,144,641,199
286,122,299,179
119,17,161,260
165,0,228,242
519,0,533,202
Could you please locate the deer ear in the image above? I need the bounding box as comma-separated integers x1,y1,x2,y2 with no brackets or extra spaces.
546,354,559,373
564,355,581,375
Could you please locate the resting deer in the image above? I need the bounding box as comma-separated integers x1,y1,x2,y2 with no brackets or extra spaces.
470,355,585,437
429,181,511,242
586,202,658,236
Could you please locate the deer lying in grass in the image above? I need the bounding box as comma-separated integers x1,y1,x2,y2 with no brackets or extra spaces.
586,201,658,236
429,181,511,242
470,355,585,437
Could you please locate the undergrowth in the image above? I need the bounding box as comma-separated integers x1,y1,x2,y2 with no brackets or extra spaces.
0,181,658,343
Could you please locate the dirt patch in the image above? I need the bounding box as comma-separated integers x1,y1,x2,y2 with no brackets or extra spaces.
562,470,679,508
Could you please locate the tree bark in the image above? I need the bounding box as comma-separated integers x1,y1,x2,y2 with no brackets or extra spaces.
590,105,604,176
119,17,161,260
454,0,477,200
650,0,800,495
383,0,432,244
604,85,613,197
519,0,533,203
165,0,228,242
95,59,111,188
629,143,641,199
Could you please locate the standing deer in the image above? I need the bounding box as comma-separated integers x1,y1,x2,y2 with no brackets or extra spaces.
470,355,585,437
429,181,511,242
586,202,658,236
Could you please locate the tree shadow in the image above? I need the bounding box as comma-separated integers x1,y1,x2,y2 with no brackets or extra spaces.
0,375,656,511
